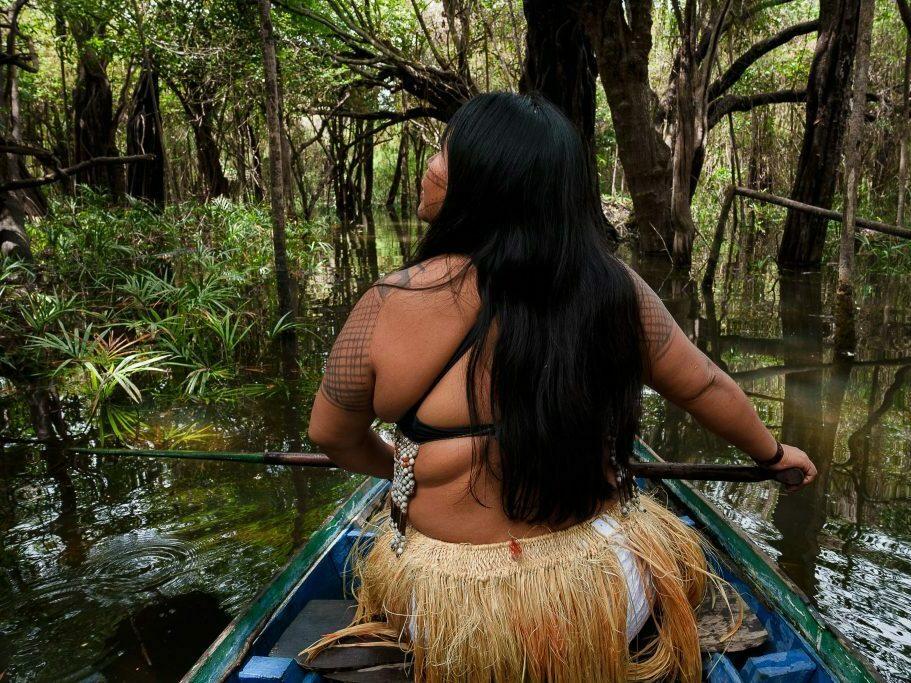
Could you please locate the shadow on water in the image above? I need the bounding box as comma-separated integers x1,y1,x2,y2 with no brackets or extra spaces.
96,592,230,682
1,217,909,679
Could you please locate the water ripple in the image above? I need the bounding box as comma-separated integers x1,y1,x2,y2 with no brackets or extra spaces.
84,530,200,594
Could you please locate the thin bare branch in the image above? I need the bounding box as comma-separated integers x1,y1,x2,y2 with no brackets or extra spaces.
708,20,819,102
0,154,155,191
708,88,807,127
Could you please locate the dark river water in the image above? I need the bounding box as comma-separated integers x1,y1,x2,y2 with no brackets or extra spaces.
1,218,909,681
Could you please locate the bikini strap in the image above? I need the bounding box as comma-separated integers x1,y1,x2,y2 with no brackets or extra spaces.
403,321,478,416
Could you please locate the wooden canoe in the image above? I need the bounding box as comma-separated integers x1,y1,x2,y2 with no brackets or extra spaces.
182,441,883,682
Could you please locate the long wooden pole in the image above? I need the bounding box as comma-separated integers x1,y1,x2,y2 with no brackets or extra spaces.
45,445,803,486
702,184,911,289
734,186,911,239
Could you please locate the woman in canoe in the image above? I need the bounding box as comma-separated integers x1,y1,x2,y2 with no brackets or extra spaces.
305,92,817,682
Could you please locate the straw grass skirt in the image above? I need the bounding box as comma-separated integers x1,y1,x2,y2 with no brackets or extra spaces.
304,492,723,682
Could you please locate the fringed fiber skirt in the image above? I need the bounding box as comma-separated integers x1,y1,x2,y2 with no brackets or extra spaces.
303,492,720,682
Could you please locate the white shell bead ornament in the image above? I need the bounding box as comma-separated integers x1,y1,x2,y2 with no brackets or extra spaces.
390,429,420,556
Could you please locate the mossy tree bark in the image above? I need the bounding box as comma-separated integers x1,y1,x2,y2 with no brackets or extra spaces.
258,0,297,366
778,0,866,269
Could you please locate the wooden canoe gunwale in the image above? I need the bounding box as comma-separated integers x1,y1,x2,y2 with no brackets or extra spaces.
181,477,388,683
634,440,883,683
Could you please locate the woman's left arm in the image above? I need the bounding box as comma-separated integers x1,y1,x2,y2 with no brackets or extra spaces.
307,285,395,479
625,265,817,490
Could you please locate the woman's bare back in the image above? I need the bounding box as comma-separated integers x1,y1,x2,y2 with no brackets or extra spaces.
369,256,506,542
368,255,613,542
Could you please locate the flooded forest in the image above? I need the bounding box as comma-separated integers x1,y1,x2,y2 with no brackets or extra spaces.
0,0,910,680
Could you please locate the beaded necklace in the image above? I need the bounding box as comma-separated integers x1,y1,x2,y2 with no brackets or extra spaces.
389,427,419,555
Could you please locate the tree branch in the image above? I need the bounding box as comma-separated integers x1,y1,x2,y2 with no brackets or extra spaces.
308,106,437,122
407,0,450,70
0,154,155,191
694,0,797,62
897,0,911,34
698,0,735,108
274,0,473,120
0,143,56,159
0,52,37,72
708,88,807,127
708,20,818,102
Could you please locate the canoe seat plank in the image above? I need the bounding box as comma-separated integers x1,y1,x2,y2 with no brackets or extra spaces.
697,580,767,653
303,643,411,673
288,599,412,679
271,599,357,658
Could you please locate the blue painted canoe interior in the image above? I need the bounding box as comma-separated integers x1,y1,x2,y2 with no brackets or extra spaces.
230,511,837,683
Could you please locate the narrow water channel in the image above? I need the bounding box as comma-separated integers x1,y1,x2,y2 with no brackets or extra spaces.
1,218,909,680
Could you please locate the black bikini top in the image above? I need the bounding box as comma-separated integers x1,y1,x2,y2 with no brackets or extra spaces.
396,321,496,444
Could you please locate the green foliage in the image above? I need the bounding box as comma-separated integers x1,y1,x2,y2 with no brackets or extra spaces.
1,194,332,438
24,323,169,415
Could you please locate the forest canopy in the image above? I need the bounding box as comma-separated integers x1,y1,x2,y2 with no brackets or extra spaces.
0,0,907,263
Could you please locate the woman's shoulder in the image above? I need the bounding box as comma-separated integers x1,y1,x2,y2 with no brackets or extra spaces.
365,254,479,336
377,254,472,290
374,254,476,305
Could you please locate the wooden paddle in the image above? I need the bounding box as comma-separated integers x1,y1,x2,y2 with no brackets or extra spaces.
627,461,803,486
57,446,803,486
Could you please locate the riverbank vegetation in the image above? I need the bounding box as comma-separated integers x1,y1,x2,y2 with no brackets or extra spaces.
1,0,911,442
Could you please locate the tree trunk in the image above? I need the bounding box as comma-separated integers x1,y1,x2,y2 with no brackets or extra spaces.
580,0,675,257
0,1,42,258
835,0,874,354
741,110,761,269
246,119,265,202
412,132,426,215
669,38,700,269
520,0,596,151
192,111,229,199
522,0,619,237
898,36,910,227
126,65,165,204
386,123,408,213
53,1,71,191
362,122,374,216
778,0,864,269
0,195,29,258
352,119,363,218
327,118,357,222
232,108,248,199
276,57,295,219
167,74,230,200
400,129,410,217
72,31,122,194
259,0,296,363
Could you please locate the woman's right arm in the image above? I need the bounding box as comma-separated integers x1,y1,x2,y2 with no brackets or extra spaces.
626,267,817,491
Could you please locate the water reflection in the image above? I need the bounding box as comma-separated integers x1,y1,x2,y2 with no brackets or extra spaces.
0,218,908,679
641,264,911,676
0,441,362,680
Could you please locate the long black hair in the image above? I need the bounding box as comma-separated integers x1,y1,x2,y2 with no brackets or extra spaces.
400,92,643,525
